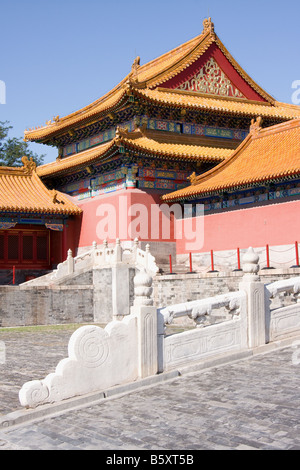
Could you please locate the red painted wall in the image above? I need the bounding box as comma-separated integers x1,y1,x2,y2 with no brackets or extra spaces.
176,200,300,254
76,188,178,248
66,189,300,259
77,190,131,247
63,215,82,260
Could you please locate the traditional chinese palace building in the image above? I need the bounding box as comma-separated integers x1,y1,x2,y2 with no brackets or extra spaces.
162,117,300,255
0,157,81,283
1,18,300,281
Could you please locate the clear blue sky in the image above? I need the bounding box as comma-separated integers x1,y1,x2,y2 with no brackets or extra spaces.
1,0,300,164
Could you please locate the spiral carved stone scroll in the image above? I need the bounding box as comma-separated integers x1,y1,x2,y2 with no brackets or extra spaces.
19,380,50,408
68,326,109,369
19,318,138,408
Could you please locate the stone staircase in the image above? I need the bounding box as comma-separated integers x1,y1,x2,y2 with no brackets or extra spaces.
21,239,159,287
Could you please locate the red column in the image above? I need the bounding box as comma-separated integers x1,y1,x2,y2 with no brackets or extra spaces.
169,254,173,274
210,249,214,272
189,252,193,273
62,227,67,263
296,241,299,266
266,244,270,268
237,247,241,270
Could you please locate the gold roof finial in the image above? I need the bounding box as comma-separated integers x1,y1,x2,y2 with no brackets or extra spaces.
203,17,215,35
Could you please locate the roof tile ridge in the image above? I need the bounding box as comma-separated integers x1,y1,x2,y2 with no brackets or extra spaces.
131,88,300,120
37,139,115,172
253,117,300,139
188,132,253,187
146,32,214,88
138,17,215,83
37,139,119,178
275,100,300,111
0,174,17,205
214,37,275,104
24,85,128,140
0,165,27,176
28,171,56,207
152,86,273,106
137,32,207,77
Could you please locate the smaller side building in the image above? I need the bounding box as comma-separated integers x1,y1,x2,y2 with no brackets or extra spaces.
162,117,300,256
0,156,81,284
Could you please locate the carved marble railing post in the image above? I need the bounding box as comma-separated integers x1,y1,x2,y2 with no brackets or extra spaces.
102,239,108,263
132,237,139,261
67,249,74,275
239,247,266,349
91,241,97,264
131,268,158,378
114,238,122,263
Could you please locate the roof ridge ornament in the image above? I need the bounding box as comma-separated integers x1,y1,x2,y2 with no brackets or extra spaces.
187,171,198,185
131,56,140,72
250,116,263,135
202,17,215,35
21,156,37,174
51,189,58,204
129,56,140,84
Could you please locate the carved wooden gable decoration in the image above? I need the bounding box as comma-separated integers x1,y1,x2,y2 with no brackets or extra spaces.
177,57,245,99
159,42,266,102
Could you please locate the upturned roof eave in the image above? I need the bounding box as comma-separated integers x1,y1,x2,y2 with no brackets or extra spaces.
37,130,232,179
161,118,300,202
0,164,82,216
24,19,291,145
161,172,300,202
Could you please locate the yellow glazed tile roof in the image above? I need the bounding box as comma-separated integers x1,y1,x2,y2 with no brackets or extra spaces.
134,89,300,120
118,133,232,161
24,88,127,143
135,31,214,87
0,157,81,215
37,140,115,177
23,33,212,143
25,18,296,144
24,27,214,143
162,118,300,201
37,129,232,178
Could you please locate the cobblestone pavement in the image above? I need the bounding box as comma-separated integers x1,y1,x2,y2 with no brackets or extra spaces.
0,328,299,450
0,325,84,416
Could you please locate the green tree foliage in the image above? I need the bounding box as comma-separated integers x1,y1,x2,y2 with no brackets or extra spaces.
0,121,45,167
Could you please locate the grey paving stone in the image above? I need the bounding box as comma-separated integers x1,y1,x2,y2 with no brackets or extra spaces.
0,327,300,450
